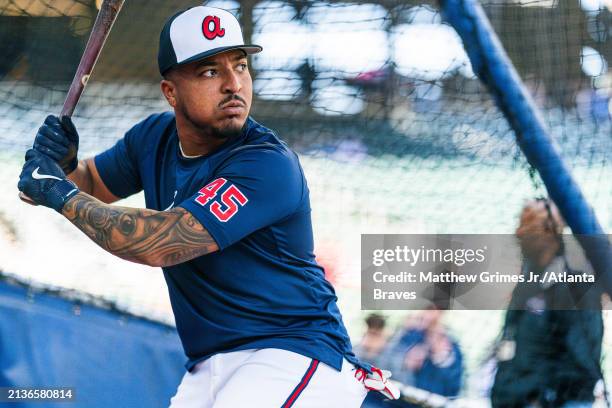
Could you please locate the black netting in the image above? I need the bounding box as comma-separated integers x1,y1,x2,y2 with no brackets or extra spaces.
0,1,610,403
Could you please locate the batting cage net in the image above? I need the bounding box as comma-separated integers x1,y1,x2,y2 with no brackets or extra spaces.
0,0,610,404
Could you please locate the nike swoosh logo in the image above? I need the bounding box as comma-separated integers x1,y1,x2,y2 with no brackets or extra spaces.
32,166,62,181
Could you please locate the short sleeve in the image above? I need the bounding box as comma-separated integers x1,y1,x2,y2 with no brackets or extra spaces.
94,124,144,198
178,147,304,250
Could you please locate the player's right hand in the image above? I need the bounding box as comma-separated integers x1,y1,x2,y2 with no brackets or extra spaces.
33,115,80,175
18,149,80,213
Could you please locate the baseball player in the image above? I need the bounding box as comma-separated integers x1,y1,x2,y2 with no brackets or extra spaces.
18,6,399,407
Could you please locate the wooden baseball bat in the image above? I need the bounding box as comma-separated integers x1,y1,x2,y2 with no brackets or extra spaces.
19,0,125,205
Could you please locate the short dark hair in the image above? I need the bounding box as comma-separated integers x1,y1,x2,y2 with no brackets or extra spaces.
365,313,386,330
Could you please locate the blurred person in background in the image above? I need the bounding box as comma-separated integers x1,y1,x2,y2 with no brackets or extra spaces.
491,199,605,408
354,313,389,369
379,307,463,406
357,313,396,408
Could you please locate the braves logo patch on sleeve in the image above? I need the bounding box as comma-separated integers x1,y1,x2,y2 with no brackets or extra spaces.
195,178,248,222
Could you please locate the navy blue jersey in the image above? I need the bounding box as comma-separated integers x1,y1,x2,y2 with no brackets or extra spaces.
94,112,362,372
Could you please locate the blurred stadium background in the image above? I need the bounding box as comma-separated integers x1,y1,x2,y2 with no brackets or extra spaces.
0,0,610,405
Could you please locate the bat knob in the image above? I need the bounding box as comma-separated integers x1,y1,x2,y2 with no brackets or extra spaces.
19,192,38,206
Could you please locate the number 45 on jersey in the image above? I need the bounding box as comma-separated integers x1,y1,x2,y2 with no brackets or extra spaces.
194,178,248,222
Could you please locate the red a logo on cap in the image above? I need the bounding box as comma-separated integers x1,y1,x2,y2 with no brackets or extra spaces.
202,15,225,40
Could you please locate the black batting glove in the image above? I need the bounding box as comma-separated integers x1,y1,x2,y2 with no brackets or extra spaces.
33,115,80,174
18,149,80,213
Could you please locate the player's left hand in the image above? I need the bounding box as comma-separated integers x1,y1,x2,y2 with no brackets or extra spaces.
355,366,401,400
18,149,80,212
33,115,80,175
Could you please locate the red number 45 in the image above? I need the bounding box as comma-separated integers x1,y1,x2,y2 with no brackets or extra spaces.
194,178,248,222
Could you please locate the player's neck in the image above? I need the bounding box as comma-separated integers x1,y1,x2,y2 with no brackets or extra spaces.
175,117,229,157
177,135,226,157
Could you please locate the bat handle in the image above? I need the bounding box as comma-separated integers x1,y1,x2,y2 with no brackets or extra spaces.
19,192,38,206
60,0,125,118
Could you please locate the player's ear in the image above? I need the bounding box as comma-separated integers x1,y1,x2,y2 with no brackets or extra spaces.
160,79,177,108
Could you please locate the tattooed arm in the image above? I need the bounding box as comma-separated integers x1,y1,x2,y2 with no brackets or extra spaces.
62,192,219,267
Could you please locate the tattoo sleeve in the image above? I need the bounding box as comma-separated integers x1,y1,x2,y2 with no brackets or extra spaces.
62,192,219,267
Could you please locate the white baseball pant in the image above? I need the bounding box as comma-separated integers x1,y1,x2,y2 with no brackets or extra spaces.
169,348,369,407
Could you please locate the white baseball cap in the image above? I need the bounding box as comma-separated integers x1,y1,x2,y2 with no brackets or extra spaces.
158,6,262,76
